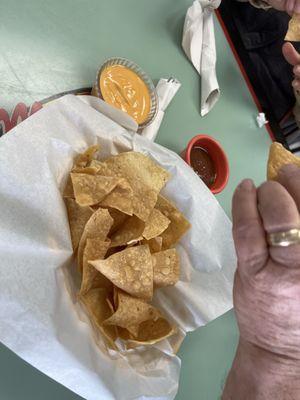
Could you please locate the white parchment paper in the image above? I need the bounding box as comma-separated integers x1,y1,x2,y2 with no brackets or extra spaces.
0,95,236,400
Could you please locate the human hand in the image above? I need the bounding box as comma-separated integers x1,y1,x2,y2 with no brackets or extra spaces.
267,0,300,14
232,167,300,363
222,166,300,399
283,42,300,92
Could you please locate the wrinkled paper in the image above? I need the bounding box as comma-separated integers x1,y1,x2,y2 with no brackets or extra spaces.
0,95,235,400
141,78,181,141
182,0,221,116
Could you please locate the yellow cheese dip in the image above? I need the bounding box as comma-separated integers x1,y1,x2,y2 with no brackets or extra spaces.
99,65,151,124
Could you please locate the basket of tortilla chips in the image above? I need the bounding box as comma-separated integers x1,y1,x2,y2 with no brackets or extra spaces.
64,145,190,349
0,95,235,400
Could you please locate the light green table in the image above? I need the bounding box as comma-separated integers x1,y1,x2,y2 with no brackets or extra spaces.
0,1,271,399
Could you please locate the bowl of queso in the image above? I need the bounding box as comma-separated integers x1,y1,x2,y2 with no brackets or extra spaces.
182,135,229,194
93,58,158,128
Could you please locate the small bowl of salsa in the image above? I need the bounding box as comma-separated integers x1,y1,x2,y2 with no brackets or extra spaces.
182,135,229,194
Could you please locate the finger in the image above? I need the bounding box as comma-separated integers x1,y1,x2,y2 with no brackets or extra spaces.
292,79,300,91
295,0,300,13
293,65,300,78
258,181,300,268
282,42,300,66
278,164,300,211
232,179,268,275
286,0,296,14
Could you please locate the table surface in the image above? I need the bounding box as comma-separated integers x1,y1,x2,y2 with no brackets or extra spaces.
0,0,272,399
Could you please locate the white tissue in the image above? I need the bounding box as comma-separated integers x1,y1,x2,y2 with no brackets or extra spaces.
141,78,181,141
256,112,268,128
182,0,221,116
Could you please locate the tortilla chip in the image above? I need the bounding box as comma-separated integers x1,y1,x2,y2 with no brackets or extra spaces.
89,159,106,171
152,249,180,287
79,287,117,348
108,208,129,235
74,145,100,168
103,290,161,337
78,208,113,272
72,166,99,175
285,14,300,41
65,198,93,251
90,245,153,300
71,173,121,207
92,160,111,175
100,178,133,215
155,195,191,249
127,317,175,345
103,152,170,221
143,209,170,240
117,327,131,341
110,215,145,247
267,142,300,180
63,174,75,198
113,286,119,310
141,236,163,253
80,238,111,295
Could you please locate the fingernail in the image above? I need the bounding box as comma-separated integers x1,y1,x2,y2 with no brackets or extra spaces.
238,179,255,191
278,163,300,176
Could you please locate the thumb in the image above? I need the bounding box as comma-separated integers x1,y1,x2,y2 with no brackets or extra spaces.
282,42,300,66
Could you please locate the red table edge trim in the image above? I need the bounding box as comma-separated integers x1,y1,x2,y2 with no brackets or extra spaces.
215,9,275,142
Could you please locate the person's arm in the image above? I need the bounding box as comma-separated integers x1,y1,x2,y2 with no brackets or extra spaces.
222,168,300,399
223,340,300,399
238,0,300,14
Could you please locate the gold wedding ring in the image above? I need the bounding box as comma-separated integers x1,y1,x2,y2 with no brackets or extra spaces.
267,228,300,247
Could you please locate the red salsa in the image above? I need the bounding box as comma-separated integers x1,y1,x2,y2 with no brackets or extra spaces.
190,146,216,188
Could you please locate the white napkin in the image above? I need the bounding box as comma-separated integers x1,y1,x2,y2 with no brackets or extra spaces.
141,78,181,141
182,0,221,116
0,95,235,400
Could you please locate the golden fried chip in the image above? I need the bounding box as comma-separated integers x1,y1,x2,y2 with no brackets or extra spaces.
65,198,93,251
285,14,300,41
71,173,121,207
103,152,170,221
72,166,99,175
108,208,129,235
143,209,170,240
80,238,111,295
79,288,117,348
93,160,111,175
103,290,161,337
64,148,101,199
127,317,175,345
117,327,131,341
267,142,300,180
78,208,113,272
90,245,153,300
110,215,145,247
74,145,100,168
152,249,180,287
89,159,106,171
63,174,74,198
156,195,191,249
100,178,133,215
113,286,119,310
141,236,163,253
